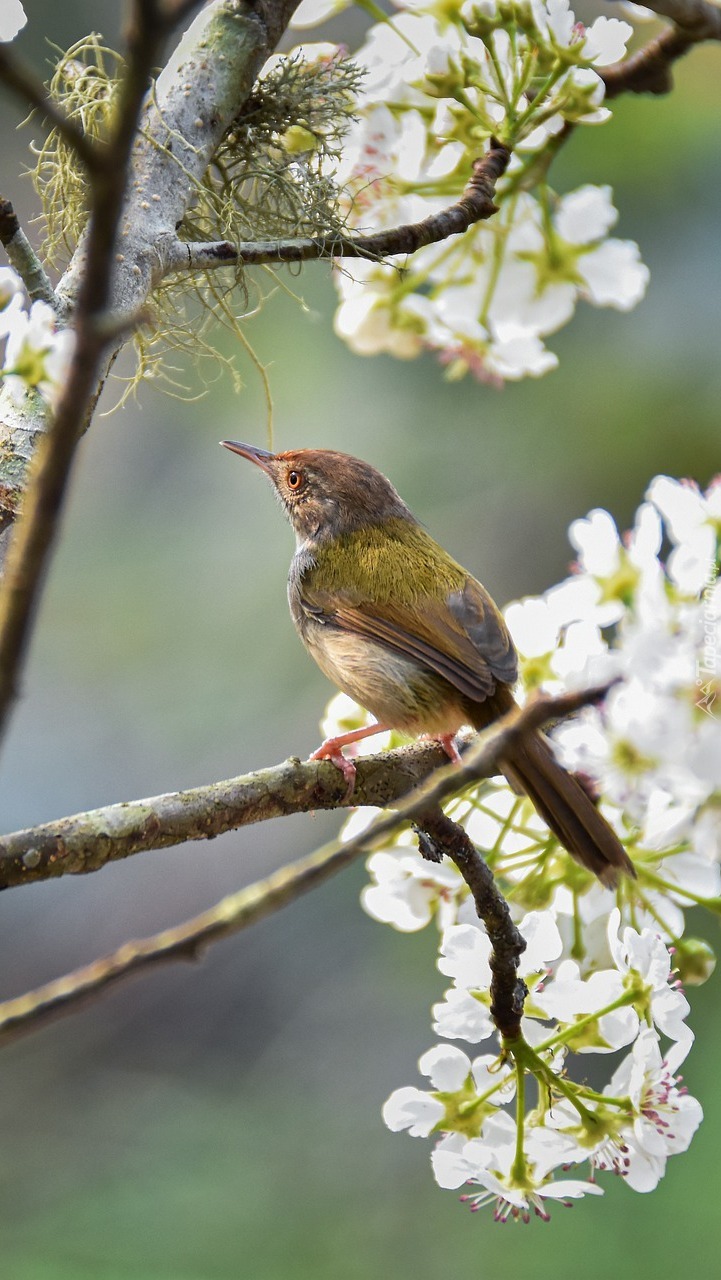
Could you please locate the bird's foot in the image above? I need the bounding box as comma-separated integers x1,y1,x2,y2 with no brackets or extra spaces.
310,722,390,800
420,733,463,765
310,737,358,799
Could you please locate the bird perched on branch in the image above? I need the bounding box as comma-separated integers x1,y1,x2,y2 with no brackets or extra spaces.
222,442,634,887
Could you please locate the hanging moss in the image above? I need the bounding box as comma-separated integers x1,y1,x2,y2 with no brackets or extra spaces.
28,37,362,415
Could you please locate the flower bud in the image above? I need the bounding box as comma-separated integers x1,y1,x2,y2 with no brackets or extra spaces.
673,937,716,986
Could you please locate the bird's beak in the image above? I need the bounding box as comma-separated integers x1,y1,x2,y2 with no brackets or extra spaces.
221,440,275,475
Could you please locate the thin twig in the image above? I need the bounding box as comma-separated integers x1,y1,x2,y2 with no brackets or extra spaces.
161,140,511,273
0,11,189,742
0,47,101,173
0,686,612,1044
637,0,721,35
0,682,615,891
0,2,305,735
602,25,694,96
0,829,372,1045
415,808,527,1039
0,197,59,309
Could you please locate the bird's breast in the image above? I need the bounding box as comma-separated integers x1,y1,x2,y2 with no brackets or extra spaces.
291,604,469,736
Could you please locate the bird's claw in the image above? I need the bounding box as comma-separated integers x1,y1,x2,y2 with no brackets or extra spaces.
310,737,357,800
420,733,463,765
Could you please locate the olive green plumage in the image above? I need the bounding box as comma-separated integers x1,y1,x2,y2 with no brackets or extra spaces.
223,441,635,887
306,520,468,601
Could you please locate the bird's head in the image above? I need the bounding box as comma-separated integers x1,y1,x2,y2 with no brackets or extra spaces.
221,442,414,545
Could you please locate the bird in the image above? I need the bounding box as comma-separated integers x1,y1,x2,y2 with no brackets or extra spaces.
222,441,635,887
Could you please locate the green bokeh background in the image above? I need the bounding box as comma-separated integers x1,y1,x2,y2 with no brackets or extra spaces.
1,3,720,1275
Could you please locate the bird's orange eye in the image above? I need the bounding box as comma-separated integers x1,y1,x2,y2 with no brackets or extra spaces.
287,470,303,491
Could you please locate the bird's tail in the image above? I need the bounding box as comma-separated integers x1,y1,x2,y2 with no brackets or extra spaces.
502,732,634,886
471,691,635,886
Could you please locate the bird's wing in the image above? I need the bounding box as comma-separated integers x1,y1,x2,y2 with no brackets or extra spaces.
300,573,517,704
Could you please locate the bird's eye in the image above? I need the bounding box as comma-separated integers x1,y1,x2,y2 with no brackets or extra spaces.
287,470,303,491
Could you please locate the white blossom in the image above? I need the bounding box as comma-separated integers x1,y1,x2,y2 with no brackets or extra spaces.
361,846,465,932
383,1087,445,1136
325,3,647,382
290,0,351,27
581,15,633,66
578,237,650,309
647,474,721,595
555,184,618,244
598,1028,703,1191
607,910,693,1051
534,959,639,1052
0,0,26,42
0,266,23,314
1,299,74,407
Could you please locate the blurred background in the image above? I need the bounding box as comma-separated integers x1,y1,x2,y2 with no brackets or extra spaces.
1,2,720,1276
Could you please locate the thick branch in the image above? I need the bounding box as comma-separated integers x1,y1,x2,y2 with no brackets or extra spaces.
0,690,596,1043
0,197,59,308
162,141,511,272
0,683,613,891
0,741,450,889
0,686,616,1042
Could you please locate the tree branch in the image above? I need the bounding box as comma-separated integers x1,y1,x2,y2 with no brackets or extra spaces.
161,140,511,273
0,826,375,1046
0,682,616,892
0,46,101,173
0,7,175,742
0,687,614,1044
0,741,450,890
601,0,721,97
639,0,721,35
414,809,527,1039
0,2,303,741
602,24,694,96
0,197,59,309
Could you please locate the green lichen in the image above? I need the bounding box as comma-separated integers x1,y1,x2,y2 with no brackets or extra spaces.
29,34,123,268
29,36,362,415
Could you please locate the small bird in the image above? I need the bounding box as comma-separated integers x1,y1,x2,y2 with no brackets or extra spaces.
222,442,634,887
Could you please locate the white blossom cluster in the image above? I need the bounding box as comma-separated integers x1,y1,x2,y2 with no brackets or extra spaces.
289,0,649,381
0,268,73,408
323,474,720,1218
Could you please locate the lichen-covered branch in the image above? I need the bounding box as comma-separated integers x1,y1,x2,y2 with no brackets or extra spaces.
0,686,616,1043
0,740,451,890
161,140,511,272
0,683,614,891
